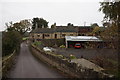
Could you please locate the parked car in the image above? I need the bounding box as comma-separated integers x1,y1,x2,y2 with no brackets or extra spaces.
74,43,81,48
43,47,52,52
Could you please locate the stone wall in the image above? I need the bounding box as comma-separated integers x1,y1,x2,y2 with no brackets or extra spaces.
30,44,114,79
1,50,16,78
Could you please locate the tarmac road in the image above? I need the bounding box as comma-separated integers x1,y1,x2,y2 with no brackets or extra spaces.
9,42,64,78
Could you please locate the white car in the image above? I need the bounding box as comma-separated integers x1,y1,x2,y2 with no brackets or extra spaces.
43,47,52,52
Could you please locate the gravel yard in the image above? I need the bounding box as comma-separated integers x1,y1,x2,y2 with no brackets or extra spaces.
54,48,118,60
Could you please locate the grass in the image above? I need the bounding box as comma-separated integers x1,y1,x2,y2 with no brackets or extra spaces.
60,45,66,48
69,55,77,59
22,37,28,41
33,41,42,46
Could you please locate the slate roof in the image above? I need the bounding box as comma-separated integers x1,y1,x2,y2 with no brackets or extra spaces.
30,28,55,33
56,26,78,32
30,26,78,33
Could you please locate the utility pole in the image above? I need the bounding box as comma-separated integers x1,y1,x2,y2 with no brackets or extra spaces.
84,22,86,27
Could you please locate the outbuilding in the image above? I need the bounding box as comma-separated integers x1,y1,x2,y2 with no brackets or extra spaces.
65,36,103,48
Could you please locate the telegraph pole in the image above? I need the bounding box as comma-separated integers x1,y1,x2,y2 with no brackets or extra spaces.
84,22,86,27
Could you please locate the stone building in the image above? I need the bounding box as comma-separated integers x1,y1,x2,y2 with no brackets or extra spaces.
78,26,93,36
29,26,78,41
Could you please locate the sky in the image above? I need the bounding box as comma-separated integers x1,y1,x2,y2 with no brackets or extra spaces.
0,0,105,31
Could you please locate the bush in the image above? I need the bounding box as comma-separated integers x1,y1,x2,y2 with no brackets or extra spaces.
69,54,77,59
40,39,65,47
22,37,28,41
60,45,66,48
2,31,22,57
33,41,42,46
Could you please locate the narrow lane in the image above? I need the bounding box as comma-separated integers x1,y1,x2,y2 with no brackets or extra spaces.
9,42,64,78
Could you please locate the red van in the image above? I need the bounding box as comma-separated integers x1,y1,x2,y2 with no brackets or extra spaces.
74,43,81,48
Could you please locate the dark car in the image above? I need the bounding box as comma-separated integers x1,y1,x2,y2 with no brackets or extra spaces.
74,43,81,48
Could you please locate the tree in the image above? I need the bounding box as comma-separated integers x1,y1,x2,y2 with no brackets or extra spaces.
99,1,120,49
2,31,22,56
91,23,99,28
102,22,110,27
67,23,74,26
91,26,100,36
51,23,56,28
32,17,49,29
6,19,31,35
99,1,120,26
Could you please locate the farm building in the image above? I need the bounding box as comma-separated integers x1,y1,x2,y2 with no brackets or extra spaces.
65,36,103,48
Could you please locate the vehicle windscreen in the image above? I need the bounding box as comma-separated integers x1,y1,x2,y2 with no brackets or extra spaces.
75,44,81,46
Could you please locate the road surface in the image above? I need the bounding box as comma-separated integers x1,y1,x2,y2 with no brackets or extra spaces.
9,42,64,78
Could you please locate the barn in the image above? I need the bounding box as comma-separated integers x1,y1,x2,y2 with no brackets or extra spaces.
65,36,102,48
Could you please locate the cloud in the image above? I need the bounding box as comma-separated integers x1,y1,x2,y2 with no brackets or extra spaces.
1,0,103,3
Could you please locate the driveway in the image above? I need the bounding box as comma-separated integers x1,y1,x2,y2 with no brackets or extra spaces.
54,48,118,60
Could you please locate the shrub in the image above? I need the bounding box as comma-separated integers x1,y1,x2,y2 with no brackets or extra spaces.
22,37,28,41
33,41,42,46
2,31,22,57
60,45,66,48
69,54,77,59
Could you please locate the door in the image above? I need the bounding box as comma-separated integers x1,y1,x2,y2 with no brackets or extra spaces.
55,34,57,39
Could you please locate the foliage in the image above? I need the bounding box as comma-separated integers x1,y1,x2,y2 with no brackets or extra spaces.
33,41,42,46
67,23,74,26
69,54,77,59
60,45,66,48
99,1,120,25
41,39,65,47
32,17,49,29
22,37,29,41
91,23,99,28
99,1,119,49
92,26,100,34
89,26,101,36
51,23,56,28
6,19,31,35
2,31,22,56
2,50,16,78
100,24,118,40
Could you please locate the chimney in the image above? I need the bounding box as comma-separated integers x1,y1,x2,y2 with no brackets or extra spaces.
42,25,44,28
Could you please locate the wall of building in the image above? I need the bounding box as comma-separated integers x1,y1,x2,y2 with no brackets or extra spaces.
30,32,78,41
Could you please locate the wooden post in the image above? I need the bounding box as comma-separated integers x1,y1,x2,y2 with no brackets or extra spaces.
66,40,68,48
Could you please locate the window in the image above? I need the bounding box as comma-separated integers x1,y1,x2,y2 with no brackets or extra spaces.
70,34,73,36
62,34,66,37
37,34,40,37
45,34,50,37
55,34,57,38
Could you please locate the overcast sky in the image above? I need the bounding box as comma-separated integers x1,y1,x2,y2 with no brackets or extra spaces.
0,0,104,31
